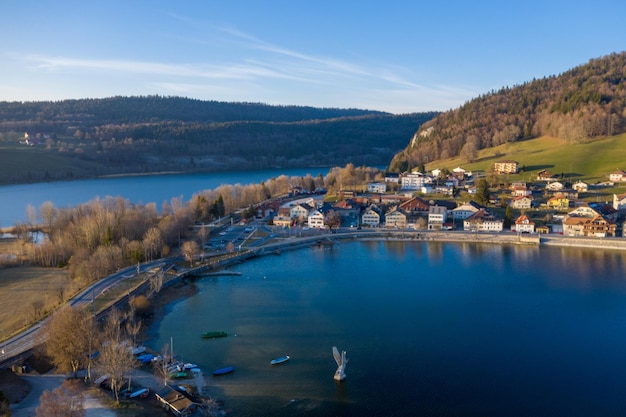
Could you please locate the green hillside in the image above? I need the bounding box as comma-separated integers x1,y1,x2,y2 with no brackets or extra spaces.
391,52,626,172
430,133,626,200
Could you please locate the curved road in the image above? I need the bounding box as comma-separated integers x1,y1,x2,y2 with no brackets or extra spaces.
0,259,170,368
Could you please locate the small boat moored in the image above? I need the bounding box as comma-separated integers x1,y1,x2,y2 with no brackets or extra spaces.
212,365,235,376
270,355,290,365
129,387,149,398
201,331,228,339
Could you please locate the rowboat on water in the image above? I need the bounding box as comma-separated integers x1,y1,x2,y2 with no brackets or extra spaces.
212,365,235,376
270,355,290,365
201,331,228,339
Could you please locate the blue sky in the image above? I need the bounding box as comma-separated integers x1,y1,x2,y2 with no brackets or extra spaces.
1,1,625,114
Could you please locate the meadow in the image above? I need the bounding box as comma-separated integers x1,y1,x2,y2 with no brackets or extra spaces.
436,133,626,182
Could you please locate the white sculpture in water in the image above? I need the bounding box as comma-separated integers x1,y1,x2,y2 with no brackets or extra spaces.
332,346,348,381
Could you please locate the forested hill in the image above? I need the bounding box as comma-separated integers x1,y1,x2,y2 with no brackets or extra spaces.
0,97,437,184
390,52,626,172
0,96,387,125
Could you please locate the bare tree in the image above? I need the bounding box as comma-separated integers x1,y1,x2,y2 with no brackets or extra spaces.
153,343,172,386
36,379,85,417
31,299,44,320
325,210,342,231
142,227,163,261
125,319,142,347
181,240,200,266
39,201,58,231
149,271,164,295
97,338,137,403
43,306,95,376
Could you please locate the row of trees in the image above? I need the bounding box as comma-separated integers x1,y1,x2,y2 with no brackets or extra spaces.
8,165,381,284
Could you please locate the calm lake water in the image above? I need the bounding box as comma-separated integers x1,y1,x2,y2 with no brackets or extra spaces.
147,240,626,417
0,168,326,228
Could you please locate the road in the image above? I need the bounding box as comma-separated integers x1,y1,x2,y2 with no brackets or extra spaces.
0,259,170,368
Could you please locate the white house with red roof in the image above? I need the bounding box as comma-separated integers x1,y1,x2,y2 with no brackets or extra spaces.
512,214,535,233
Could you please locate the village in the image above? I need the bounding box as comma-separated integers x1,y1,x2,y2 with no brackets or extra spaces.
262,160,626,239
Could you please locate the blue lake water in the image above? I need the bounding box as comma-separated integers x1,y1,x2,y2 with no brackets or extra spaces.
0,168,326,228
147,240,626,417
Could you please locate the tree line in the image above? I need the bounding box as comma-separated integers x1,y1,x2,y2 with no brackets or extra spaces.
390,52,626,171
8,165,382,286
0,96,436,184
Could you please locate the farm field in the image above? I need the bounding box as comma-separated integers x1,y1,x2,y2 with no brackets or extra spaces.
0,264,72,338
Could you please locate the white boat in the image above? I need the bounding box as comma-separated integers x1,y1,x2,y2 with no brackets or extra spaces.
131,346,147,355
93,374,110,385
270,355,290,365
332,346,348,381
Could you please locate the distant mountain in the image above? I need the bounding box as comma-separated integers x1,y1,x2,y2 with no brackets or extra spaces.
390,52,626,172
0,97,437,183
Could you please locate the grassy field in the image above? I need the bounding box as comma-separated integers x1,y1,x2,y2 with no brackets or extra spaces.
0,264,73,338
430,133,626,183
0,142,107,183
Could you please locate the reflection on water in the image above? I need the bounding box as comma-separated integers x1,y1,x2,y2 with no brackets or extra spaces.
148,241,626,416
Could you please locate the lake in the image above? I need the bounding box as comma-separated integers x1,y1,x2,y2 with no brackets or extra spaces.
147,240,626,417
0,168,327,228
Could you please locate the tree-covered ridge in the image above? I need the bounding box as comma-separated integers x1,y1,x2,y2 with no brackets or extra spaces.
0,96,437,183
0,95,386,124
390,52,626,172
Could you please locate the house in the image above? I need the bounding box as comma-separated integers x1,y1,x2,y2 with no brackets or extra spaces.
428,205,448,230
444,176,459,188
400,172,432,190
609,169,626,183
512,214,535,233
536,225,550,234
451,201,483,220
290,203,313,222
562,216,587,236
545,181,564,191
572,181,588,192
590,203,618,222
537,170,555,181
384,172,400,183
367,182,387,194
510,182,531,197
463,209,503,232
361,206,382,227
385,207,408,228
307,210,326,229
398,196,430,214
583,214,617,237
255,200,280,219
613,192,626,212
156,386,200,417
452,166,467,178
272,215,292,228
493,160,519,174
567,206,600,218
547,195,570,210
510,195,533,209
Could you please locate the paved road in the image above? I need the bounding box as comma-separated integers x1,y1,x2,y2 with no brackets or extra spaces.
0,259,169,368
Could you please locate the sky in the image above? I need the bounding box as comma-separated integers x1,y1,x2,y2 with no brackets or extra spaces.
1,1,625,114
